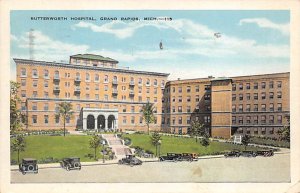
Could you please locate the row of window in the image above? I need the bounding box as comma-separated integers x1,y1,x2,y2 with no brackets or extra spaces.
164,85,211,94
162,116,210,125
20,68,165,87
232,115,283,124
232,81,282,91
232,103,283,112
232,92,283,101
162,94,211,103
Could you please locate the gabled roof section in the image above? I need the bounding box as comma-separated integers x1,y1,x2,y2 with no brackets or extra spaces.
70,54,119,63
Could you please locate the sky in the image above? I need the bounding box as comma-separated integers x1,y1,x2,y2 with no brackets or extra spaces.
10,10,290,80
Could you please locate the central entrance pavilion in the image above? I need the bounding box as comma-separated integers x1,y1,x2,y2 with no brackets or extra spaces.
81,108,118,131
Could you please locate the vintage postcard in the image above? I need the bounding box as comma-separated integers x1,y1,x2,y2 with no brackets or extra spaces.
1,0,300,193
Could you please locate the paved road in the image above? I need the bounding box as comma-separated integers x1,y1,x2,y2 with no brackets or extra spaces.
11,152,290,183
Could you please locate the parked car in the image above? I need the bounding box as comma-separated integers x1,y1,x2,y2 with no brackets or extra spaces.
241,151,257,157
19,158,38,175
256,150,274,157
159,153,182,162
118,155,142,167
60,157,81,171
179,153,198,162
224,150,241,158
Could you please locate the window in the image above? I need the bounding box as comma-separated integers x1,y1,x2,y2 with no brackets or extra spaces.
154,88,157,94
86,73,90,81
232,84,236,91
239,94,243,100
269,128,274,134
254,116,258,124
254,83,258,89
95,84,99,91
277,81,282,88
131,116,135,124
270,92,274,99
138,78,143,85
269,115,274,124
32,115,37,124
178,106,182,112
261,104,266,111
21,102,26,110
261,128,266,135
95,74,99,82
270,103,274,111
178,117,182,124
187,86,191,93
232,94,236,101
44,81,48,88
238,116,243,124
254,104,258,111
239,104,243,112
178,87,182,93
21,68,27,76
21,90,26,97
246,116,251,124
187,96,191,102
104,85,108,91
206,105,211,111
232,105,236,112
261,115,266,124
32,91,37,97
32,102,37,110
95,94,99,100
172,87,175,93
205,85,211,91
44,103,49,110
146,78,150,86
277,91,282,99
139,116,143,124
246,104,250,112
254,93,258,100
232,116,236,124
172,118,176,125
104,75,109,83
76,104,81,111
21,79,26,86
178,96,182,102
261,92,266,100
44,115,49,124
246,83,250,89
75,72,80,80
187,117,191,124
277,115,282,124
66,116,70,124
138,96,142,102
187,106,191,113
239,83,243,90
195,86,200,92
153,79,158,86
54,70,59,79
261,82,266,89
172,106,175,113
196,95,200,102
204,94,211,100
269,81,274,89
32,69,38,78
161,80,165,87
122,116,127,124
204,116,210,123
146,88,150,93
33,80,38,87
43,69,49,78
277,103,282,111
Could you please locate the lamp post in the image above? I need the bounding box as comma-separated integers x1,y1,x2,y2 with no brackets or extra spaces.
158,140,161,158
102,140,105,163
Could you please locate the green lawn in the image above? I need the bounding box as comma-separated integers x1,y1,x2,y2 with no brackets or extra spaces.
124,134,267,156
10,135,104,164
250,136,290,148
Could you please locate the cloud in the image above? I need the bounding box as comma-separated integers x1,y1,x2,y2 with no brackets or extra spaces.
239,18,289,36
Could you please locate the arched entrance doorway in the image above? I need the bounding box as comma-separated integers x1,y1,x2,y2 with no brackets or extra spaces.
108,115,116,130
87,115,95,130
97,115,105,130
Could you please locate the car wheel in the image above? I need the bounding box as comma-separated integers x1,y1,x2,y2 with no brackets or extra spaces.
174,158,177,163
74,162,80,168
28,165,34,171
66,165,70,171
22,171,26,175
79,166,81,170
118,160,123,165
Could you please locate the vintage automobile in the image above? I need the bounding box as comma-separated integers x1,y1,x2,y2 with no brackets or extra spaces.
118,155,143,167
256,150,274,157
60,157,81,171
179,153,198,162
241,151,257,157
159,153,182,162
19,158,38,175
224,150,241,158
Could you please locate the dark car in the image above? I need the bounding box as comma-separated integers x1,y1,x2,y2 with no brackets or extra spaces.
19,158,38,175
224,150,241,158
159,153,182,162
179,153,198,162
241,151,257,157
118,155,142,167
256,150,274,157
60,157,81,171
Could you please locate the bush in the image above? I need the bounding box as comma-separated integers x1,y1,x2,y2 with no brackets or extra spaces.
11,159,18,165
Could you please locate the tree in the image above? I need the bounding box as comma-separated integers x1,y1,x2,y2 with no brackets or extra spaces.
277,115,290,142
190,121,205,142
200,131,210,149
10,81,25,134
142,102,155,135
241,135,250,150
11,135,26,163
89,135,101,160
56,102,73,137
150,131,162,157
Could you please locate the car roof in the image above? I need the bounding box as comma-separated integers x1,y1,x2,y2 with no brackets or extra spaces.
23,158,37,161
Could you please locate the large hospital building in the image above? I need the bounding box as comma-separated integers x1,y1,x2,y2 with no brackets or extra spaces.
15,54,290,139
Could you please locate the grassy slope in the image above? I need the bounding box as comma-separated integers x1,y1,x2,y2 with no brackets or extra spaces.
124,134,265,156
10,135,103,162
